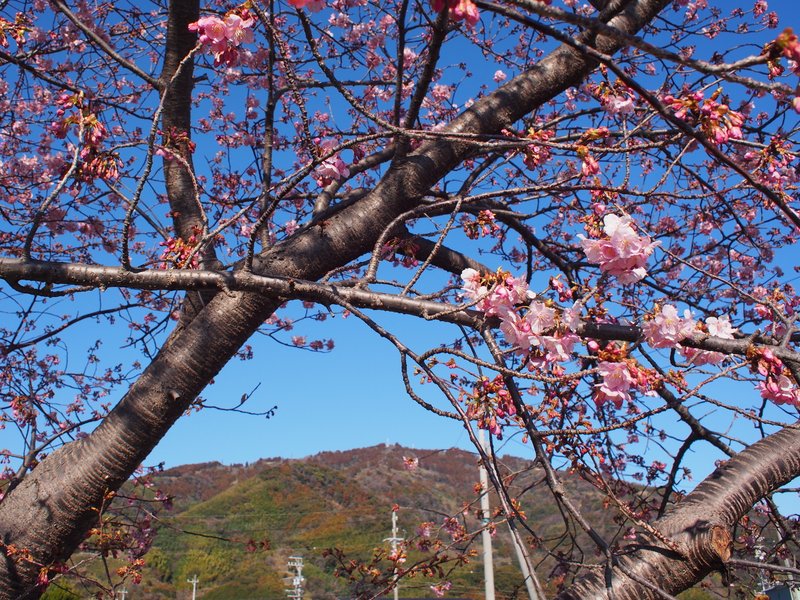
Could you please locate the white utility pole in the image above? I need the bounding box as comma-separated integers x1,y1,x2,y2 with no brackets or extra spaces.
384,510,404,600
478,429,496,600
187,575,199,600
286,556,305,599
116,588,128,600
509,521,540,600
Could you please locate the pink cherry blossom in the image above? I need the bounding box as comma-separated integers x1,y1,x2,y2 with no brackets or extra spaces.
526,301,556,335
188,10,254,66
679,314,736,366
402,456,419,471
314,138,350,186
758,373,800,406
540,332,579,364
579,214,659,284
431,0,480,27
706,315,736,338
580,152,600,177
224,13,255,45
189,15,227,45
500,310,534,349
287,0,326,11
431,581,452,597
461,268,530,317
594,361,634,409
643,304,696,349
602,94,635,115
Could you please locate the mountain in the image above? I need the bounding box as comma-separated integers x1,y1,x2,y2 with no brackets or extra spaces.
49,444,713,599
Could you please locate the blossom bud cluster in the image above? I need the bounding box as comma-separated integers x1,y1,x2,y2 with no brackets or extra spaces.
662,89,745,146
466,375,516,439
49,93,119,182
775,28,800,76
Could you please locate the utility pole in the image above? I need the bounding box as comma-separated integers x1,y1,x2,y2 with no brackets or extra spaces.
116,588,128,600
478,429,496,600
509,522,540,600
286,556,305,599
384,510,404,600
187,574,199,600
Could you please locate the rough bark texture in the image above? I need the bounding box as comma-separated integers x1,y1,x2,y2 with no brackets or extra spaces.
160,0,201,244
556,424,800,599
7,1,777,598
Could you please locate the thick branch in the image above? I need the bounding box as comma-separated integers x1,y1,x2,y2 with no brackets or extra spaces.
558,423,800,600
1,258,796,365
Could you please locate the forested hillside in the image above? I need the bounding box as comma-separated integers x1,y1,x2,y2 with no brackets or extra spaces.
46,445,719,599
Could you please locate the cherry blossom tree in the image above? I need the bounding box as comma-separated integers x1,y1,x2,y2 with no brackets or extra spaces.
0,0,798,598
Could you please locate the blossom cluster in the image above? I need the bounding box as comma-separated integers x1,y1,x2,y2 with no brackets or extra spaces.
159,231,201,269
752,348,800,407
522,128,553,169
775,28,800,76
466,375,517,438
49,93,120,182
461,269,583,381
461,268,530,317
431,581,452,597
287,0,326,10
0,13,28,49
590,349,660,410
662,89,745,146
643,304,736,365
430,0,480,27
461,209,500,240
459,268,786,416
314,138,350,187
642,304,696,349
741,137,799,190
579,214,659,284
591,81,636,116
593,361,635,409
188,10,254,66
402,456,419,471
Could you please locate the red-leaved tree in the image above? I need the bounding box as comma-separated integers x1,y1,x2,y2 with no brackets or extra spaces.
0,0,798,597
